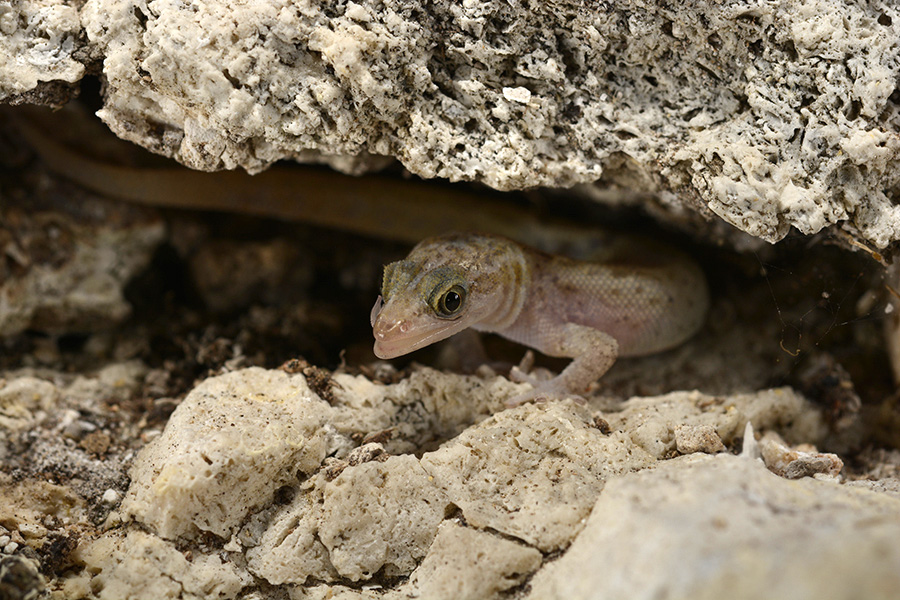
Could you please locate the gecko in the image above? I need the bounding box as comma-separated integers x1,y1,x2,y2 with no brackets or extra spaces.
370,232,709,405
15,111,711,403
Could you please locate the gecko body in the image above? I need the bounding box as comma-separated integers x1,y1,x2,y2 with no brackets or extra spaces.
370,233,709,404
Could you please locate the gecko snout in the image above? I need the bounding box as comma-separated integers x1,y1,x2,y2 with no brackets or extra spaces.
371,294,466,359
372,313,414,359
372,315,410,338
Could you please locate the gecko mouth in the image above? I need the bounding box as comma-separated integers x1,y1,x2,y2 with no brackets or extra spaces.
372,313,464,359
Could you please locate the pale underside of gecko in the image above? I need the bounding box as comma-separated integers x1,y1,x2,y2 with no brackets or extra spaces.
371,232,710,405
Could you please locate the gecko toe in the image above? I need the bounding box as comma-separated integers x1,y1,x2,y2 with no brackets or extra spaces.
505,382,585,408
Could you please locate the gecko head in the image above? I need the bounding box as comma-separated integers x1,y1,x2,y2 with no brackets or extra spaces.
371,235,504,359
371,260,474,359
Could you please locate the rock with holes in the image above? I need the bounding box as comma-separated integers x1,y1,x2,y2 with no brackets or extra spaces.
69,0,900,247
0,0,84,106
74,365,893,599
121,368,340,540
247,454,449,584
75,530,252,600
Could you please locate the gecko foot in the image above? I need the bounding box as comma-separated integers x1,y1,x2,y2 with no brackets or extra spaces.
509,351,555,386
505,380,587,408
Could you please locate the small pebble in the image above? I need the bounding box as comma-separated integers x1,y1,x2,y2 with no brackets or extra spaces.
64,419,97,439
102,489,121,504
3,541,19,554
17,522,46,539
141,429,162,443
0,535,9,547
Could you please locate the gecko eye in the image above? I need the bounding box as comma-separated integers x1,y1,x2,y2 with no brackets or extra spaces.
436,285,466,318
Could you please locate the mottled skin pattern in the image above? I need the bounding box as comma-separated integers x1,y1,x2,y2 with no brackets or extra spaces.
371,233,709,405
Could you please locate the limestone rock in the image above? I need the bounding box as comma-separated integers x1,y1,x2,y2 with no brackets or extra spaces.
674,423,725,454
71,0,900,247
77,530,251,600
610,388,826,458
0,0,84,105
406,521,542,600
247,454,449,584
121,368,339,540
526,453,900,600
0,377,59,433
420,400,656,552
18,364,896,599
758,430,844,479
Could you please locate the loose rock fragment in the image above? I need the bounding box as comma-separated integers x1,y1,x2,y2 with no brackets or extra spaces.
758,431,844,479
674,424,726,454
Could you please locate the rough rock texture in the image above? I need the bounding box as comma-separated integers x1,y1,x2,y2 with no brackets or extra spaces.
60,365,889,599
2,1,900,598
405,521,542,600
122,368,338,540
0,0,85,105
3,1,895,247
0,363,148,599
1,355,897,598
74,530,251,600
248,453,450,584
526,453,900,600
71,0,900,247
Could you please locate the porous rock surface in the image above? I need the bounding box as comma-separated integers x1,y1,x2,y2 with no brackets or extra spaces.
3,1,899,247
55,365,896,599
79,0,900,247
0,0,84,105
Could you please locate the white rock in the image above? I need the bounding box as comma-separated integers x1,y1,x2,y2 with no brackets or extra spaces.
78,530,252,600
421,400,655,551
502,86,532,104
248,454,448,584
406,521,542,599
101,489,120,504
0,377,59,430
88,366,892,599
0,0,84,98
121,368,339,539
527,454,900,600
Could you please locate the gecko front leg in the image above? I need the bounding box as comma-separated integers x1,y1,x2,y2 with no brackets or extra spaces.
506,324,619,407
